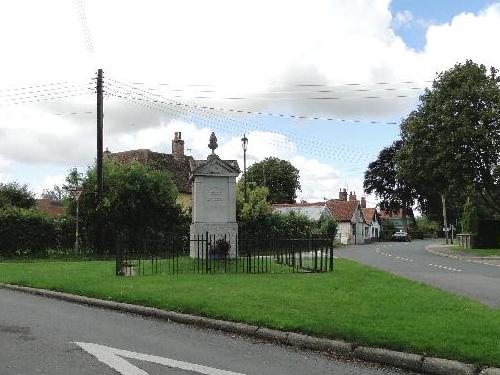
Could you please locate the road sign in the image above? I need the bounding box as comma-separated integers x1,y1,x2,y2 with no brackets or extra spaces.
75,342,246,375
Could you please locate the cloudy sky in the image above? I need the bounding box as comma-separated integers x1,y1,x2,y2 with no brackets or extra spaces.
1,0,500,205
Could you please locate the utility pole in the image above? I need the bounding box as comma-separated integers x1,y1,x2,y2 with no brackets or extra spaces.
441,194,448,245
96,69,104,252
241,134,248,203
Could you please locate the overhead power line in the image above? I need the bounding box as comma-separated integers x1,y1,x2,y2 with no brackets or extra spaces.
74,0,94,53
0,91,93,107
0,83,93,99
0,110,94,120
0,81,93,94
105,79,377,164
106,78,400,126
123,79,433,89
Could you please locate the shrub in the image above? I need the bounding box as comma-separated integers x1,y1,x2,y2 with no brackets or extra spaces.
0,206,56,257
461,200,478,234
316,216,338,238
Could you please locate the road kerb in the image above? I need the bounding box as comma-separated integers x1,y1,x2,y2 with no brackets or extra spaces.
353,346,423,372
1,282,498,375
286,332,352,357
421,357,477,375
480,368,500,375
425,245,500,267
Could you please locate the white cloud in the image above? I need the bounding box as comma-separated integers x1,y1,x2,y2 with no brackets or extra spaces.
393,10,414,27
423,4,500,70
32,174,67,197
1,1,500,203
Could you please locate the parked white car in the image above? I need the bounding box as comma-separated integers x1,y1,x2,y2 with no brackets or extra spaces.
392,230,411,242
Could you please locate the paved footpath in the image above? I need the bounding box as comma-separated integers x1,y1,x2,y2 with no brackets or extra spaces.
334,239,500,308
0,288,417,375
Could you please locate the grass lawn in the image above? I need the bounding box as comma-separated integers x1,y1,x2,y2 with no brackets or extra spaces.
450,245,500,257
1,259,499,367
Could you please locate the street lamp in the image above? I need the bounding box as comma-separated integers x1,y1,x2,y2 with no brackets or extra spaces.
69,186,83,254
241,134,248,203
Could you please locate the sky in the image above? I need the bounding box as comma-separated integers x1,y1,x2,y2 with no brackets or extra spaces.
1,0,500,207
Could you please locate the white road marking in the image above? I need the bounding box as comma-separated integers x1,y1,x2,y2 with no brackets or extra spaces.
428,264,461,272
74,342,246,375
376,250,415,263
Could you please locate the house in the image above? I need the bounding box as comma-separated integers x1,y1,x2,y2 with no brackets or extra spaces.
36,198,65,217
361,197,381,241
272,202,330,222
273,189,366,245
379,209,413,231
105,132,194,209
325,190,365,245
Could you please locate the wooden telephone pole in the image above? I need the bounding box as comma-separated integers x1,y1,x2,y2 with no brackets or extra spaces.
96,69,104,252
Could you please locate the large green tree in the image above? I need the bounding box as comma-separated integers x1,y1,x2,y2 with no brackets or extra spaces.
363,140,416,225
0,182,36,209
397,60,500,222
245,157,301,204
74,159,184,252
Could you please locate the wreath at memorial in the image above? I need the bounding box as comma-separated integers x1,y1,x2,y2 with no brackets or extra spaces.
209,238,230,259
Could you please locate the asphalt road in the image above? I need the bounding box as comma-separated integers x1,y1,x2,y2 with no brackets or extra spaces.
334,239,500,308
0,288,418,375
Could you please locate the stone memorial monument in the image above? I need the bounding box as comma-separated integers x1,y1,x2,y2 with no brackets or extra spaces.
189,132,241,258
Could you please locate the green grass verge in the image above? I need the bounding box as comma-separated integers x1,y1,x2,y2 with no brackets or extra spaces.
450,245,500,257
0,259,499,367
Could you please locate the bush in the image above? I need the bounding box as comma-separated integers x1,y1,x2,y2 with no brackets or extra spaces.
0,206,76,257
461,200,478,234
316,216,338,238
0,206,56,257
414,216,439,238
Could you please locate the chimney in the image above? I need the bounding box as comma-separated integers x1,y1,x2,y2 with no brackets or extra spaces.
172,132,185,161
361,196,366,208
339,188,347,201
349,191,357,201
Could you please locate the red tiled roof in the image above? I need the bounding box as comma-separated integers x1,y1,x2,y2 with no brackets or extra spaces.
273,202,325,209
379,209,410,219
273,199,360,222
36,199,65,217
106,149,194,194
362,208,377,224
325,199,359,222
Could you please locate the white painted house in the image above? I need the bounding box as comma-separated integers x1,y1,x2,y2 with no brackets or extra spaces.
272,189,366,245
362,206,381,241
325,190,365,245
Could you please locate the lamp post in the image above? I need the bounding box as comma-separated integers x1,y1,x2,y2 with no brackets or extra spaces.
241,134,248,203
69,187,83,254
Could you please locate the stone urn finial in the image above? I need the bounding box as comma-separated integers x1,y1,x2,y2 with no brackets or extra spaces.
208,132,218,153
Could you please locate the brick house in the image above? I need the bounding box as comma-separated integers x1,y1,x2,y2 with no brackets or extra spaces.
105,132,194,209
360,197,381,241
379,209,413,231
35,198,65,217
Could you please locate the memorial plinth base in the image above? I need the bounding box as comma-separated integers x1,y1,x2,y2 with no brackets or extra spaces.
190,223,238,258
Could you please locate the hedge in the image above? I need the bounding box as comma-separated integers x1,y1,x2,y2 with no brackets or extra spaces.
0,206,74,257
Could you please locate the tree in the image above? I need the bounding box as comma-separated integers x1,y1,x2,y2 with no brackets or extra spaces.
74,159,183,252
63,167,84,190
397,61,500,230
0,182,36,209
316,216,338,238
414,216,439,237
41,185,67,201
245,157,301,204
236,181,273,235
363,140,416,227
460,199,478,234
